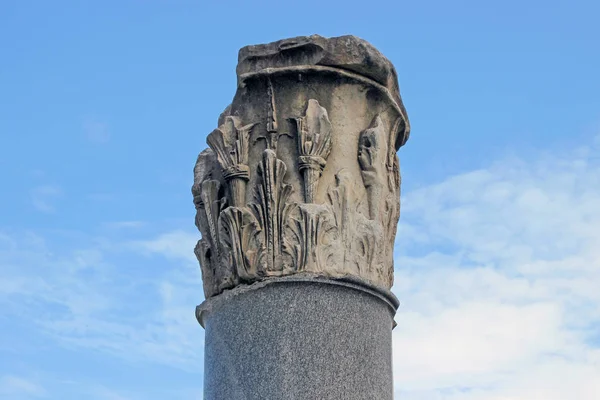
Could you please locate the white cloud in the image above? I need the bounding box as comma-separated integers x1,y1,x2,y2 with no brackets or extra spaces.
0,229,203,372
0,375,46,398
131,230,199,265
5,131,600,399
392,136,600,399
30,185,62,212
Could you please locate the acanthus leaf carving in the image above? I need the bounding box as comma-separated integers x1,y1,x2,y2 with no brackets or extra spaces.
250,149,294,274
285,203,337,273
194,83,405,297
219,206,264,282
195,239,217,298
326,168,388,285
194,178,237,297
354,217,382,279
201,180,223,253
193,150,224,297
192,149,217,215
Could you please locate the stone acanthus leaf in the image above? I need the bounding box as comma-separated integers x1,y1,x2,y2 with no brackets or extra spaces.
249,149,295,274
325,169,386,283
286,203,337,273
218,206,263,281
194,179,237,297
194,105,400,296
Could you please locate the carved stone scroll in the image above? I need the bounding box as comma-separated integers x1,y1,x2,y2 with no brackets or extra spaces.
192,35,410,298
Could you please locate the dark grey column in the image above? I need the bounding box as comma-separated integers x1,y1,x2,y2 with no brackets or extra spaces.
197,277,398,399
191,35,410,400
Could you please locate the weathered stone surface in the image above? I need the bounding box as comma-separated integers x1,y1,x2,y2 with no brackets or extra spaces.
236,34,409,149
198,276,398,400
192,34,410,299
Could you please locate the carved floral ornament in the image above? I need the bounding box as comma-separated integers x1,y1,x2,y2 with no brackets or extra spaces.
192,90,402,298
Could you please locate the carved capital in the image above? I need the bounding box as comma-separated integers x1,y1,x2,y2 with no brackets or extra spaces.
193,35,409,298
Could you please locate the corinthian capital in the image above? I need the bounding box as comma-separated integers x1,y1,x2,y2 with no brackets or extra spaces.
193,34,410,298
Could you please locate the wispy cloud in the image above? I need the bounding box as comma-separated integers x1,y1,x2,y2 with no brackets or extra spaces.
392,136,600,399
0,375,46,398
131,230,199,265
0,229,203,372
30,185,62,213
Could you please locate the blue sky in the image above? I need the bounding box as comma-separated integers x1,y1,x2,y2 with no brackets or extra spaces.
1,1,599,399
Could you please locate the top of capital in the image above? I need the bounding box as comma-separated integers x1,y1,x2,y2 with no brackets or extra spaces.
236,34,410,148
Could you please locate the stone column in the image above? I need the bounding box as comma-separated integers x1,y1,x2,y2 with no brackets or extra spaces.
192,35,410,400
